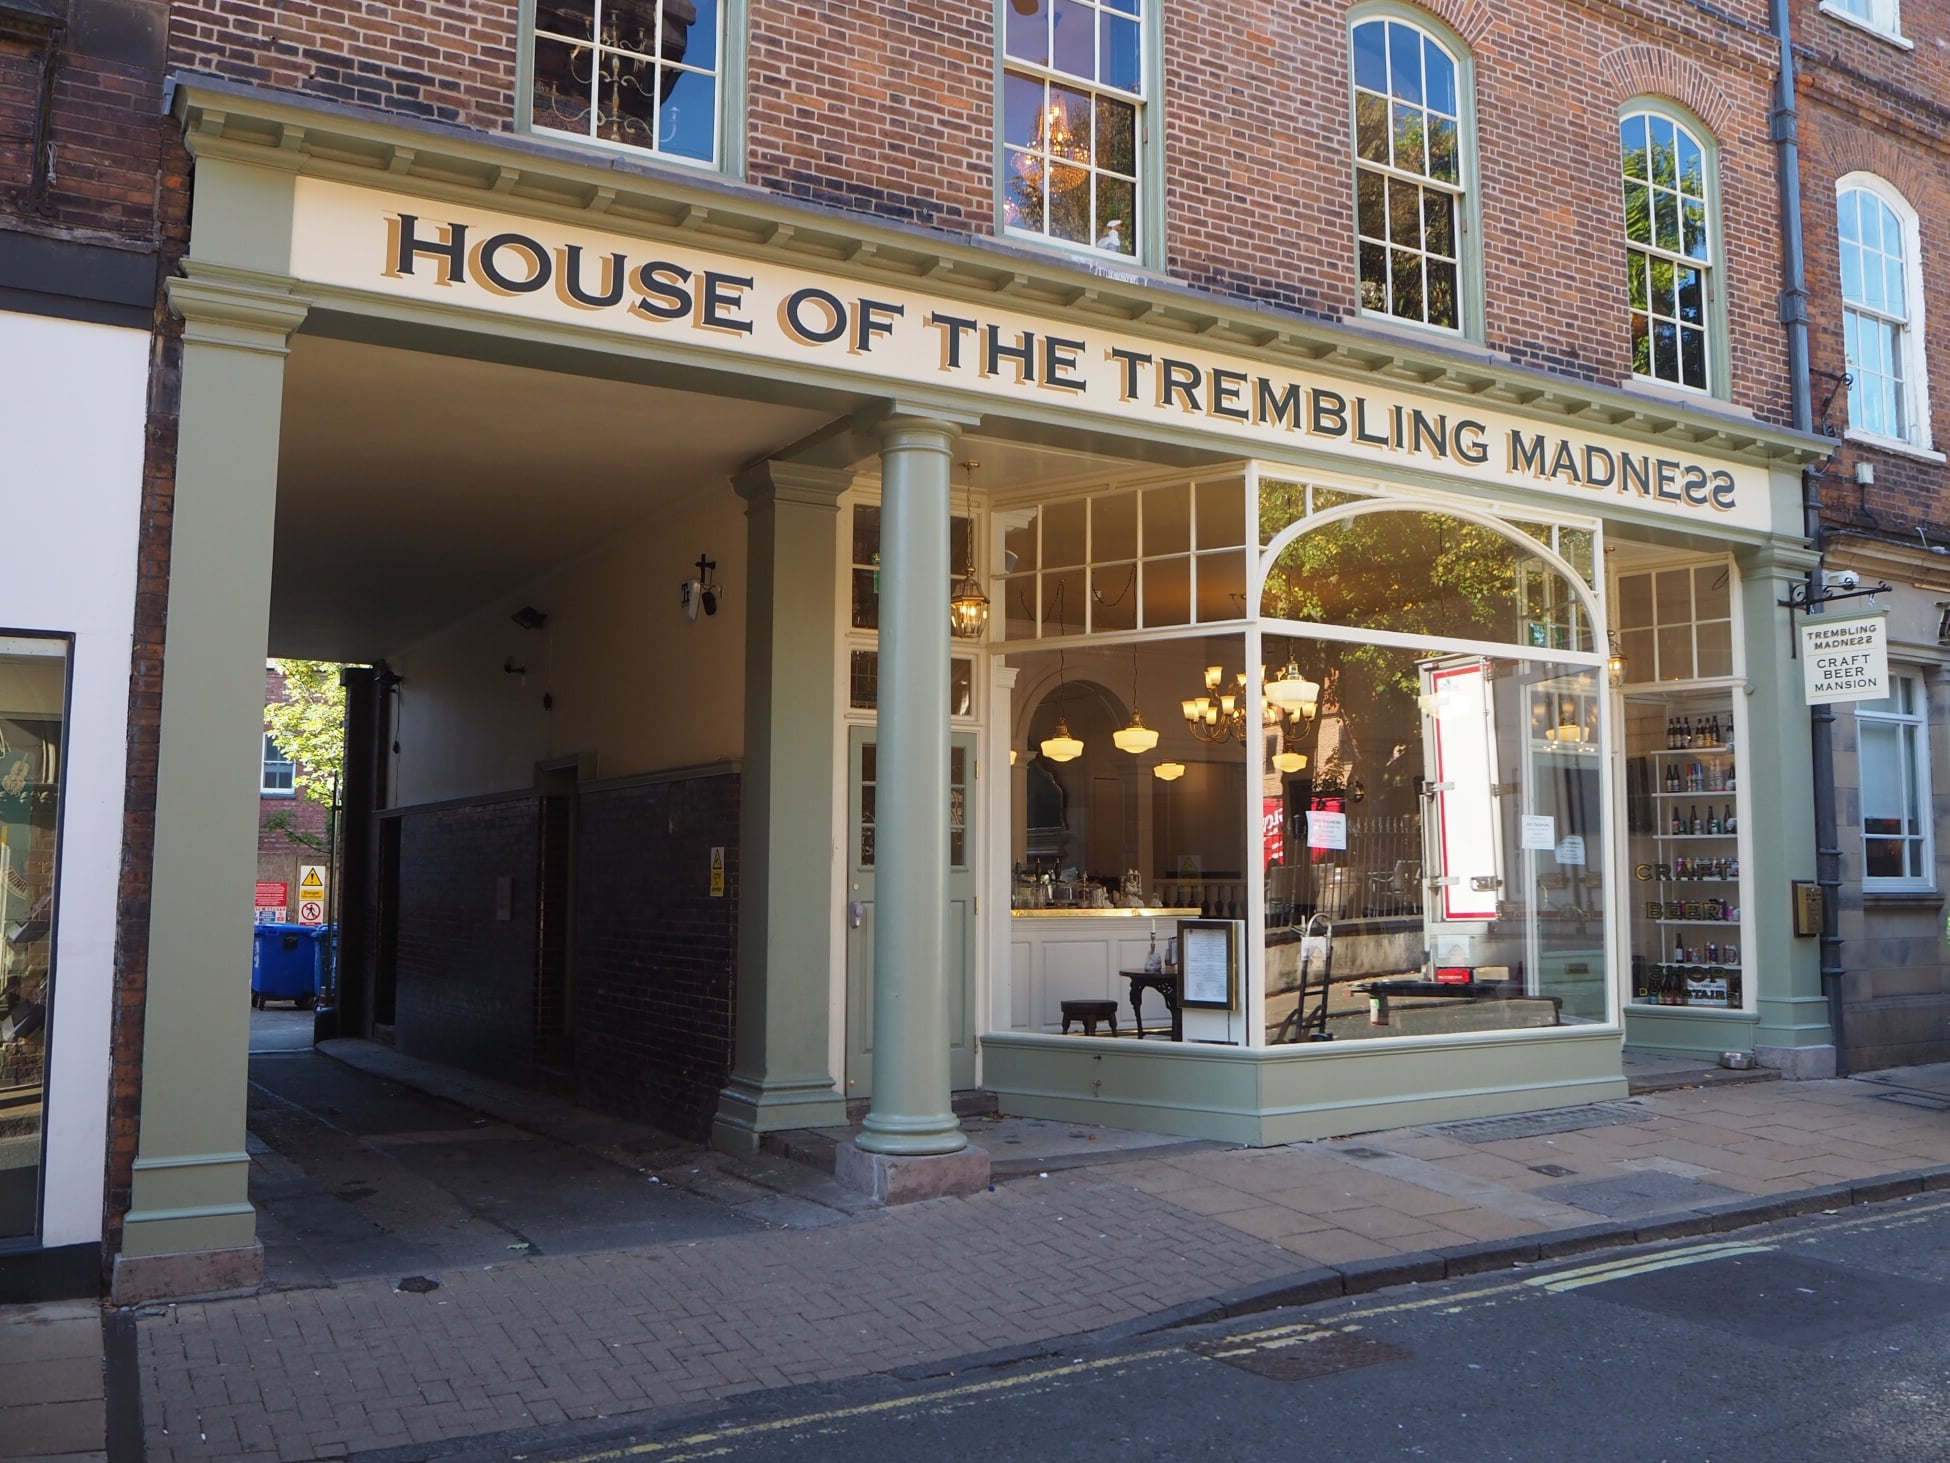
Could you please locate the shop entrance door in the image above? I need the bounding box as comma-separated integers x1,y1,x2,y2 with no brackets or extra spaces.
844,726,978,1101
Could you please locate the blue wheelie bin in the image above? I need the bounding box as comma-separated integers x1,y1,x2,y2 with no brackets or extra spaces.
252,922,328,1009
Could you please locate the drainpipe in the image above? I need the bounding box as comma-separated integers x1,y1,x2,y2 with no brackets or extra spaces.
1771,0,1846,1072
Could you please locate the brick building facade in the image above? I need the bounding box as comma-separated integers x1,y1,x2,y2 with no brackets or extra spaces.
13,0,1913,1295
1791,0,1950,1070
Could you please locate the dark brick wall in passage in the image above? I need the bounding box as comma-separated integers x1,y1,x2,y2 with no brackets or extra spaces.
392,796,540,1086
572,770,739,1144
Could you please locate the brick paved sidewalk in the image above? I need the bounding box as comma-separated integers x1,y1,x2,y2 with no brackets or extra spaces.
128,1064,1950,1463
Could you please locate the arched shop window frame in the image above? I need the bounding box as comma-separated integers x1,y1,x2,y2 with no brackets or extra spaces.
1836,173,1936,456
1253,496,1609,669
517,0,748,177
1618,98,1729,400
995,0,1164,269
1347,1,1483,341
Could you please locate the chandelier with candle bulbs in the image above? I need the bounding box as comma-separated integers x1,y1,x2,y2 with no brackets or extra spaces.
1181,659,1319,745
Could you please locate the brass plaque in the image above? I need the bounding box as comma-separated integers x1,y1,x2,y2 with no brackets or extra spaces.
1792,880,1824,937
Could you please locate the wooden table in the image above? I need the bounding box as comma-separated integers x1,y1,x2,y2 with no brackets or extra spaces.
1120,969,1181,1042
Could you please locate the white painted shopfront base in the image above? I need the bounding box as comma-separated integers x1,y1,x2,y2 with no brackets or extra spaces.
980,1027,1627,1146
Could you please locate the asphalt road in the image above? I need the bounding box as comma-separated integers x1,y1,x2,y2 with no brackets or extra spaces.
403,1191,1950,1463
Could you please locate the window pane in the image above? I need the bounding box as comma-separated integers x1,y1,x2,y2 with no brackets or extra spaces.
1352,19,1387,92
1656,624,1693,680
531,37,593,134
1142,555,1189,627
1052,0,1094,78
1424,36,1457,115
1388,20,1423,104
1196,478,1246,549
1696,618,1732,678
1195,550,1246,621
1392,104,1426,176
1358,169,1386,240
658,71,716,162
1426,259,1458,329
0,638,68,1242
1424,190,1455,257
1101,12,1141,92
1003,72,1044,150
1389,176,1422,247
1621,114,1648,180
1048,164,1091,241
1676,266,1703,325
1680,325,1705,390
679,0,719,70
1392,247,1424,321
1043,567,1087,634
1142,483,1189,556
1093,490,1138,561
1676,128,1702,194
1617,571,1654,628
1095,94,1136,174
1692,564,1731,620
1095,175,1135,253
1683,199,1707,260
1623,183,1651,245
1006,0,1049,64
1043,498,1087,566
1427,115,1458,183
1355,93,1390,163
1655,189,1680,252
1092,562,1138,631
1838,188,1860,243
1360,241,1389,312
1654,568,1692,623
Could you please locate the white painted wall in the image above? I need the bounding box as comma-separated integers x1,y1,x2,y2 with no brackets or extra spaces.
389,484,748,805
0,310,148,1248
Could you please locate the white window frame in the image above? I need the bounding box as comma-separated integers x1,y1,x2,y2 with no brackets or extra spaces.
996,0,1160,267
1348,4,1479,338
262,734,296,797
1818,0,1911,47
1858,671,1934,892
1837,174,1934,455
518,0,744,175
1620,103,1723,397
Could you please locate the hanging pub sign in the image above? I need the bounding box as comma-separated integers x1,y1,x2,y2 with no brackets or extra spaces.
1800,614,1888,704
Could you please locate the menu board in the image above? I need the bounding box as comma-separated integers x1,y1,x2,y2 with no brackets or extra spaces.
1178,920,1238,1009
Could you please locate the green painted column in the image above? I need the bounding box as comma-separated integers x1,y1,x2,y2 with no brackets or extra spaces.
858,414,967,1156
118,266,307,1290
712,461,852,1152
1736,541,1832,1076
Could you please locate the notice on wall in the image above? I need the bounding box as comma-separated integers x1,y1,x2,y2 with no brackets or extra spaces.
297,866,327,926
1305,811,1348,851
1801,615,1889,704
1555,835,1586,866
710,846,726,898
1520,815,1556,851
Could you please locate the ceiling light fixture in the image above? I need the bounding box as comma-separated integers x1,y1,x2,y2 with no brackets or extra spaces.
1112,643,1159,754
949,460,990,641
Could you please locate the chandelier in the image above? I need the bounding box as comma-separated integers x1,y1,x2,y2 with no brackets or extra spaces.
1181,659,1318,745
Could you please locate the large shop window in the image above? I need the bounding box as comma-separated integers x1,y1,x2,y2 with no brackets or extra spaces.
0,635,68,1241
1351,11,1471,333
1001,0,1149,261
1613,557,1751,1011
1858,674,1933,890
529,0,729,167
1838,179,1931,450
1004,470,1613,1049
1620,107,1716,393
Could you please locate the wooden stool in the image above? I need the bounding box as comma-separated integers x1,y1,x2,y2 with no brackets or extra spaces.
1060,999,1120,1037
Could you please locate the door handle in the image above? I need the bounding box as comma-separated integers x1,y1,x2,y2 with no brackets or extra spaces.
848,900,866,928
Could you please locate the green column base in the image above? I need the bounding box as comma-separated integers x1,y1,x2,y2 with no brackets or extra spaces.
710,1073,848,1154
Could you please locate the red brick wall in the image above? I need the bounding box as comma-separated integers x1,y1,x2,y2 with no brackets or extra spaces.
163,1,1797,418
167,0,517,130
1795,2,1950,537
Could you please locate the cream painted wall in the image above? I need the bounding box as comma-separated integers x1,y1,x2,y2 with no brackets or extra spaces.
390,484,748,806
0,310,148,1247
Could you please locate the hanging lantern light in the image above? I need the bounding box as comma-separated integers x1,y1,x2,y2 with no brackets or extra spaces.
1152,761,1186,781
1264,659,1320,719
1273,747,1308,775
1113,643,1159,753
948,459,990,640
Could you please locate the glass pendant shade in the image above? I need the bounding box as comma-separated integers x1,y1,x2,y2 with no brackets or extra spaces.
1152,761,1186,781
1040,718,1085,762
1273,749,1307,774
1265,663,1320,715
1112,712,1160,754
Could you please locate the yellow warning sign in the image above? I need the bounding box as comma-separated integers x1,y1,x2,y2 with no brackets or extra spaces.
709,847,725,898
298,865,326,897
